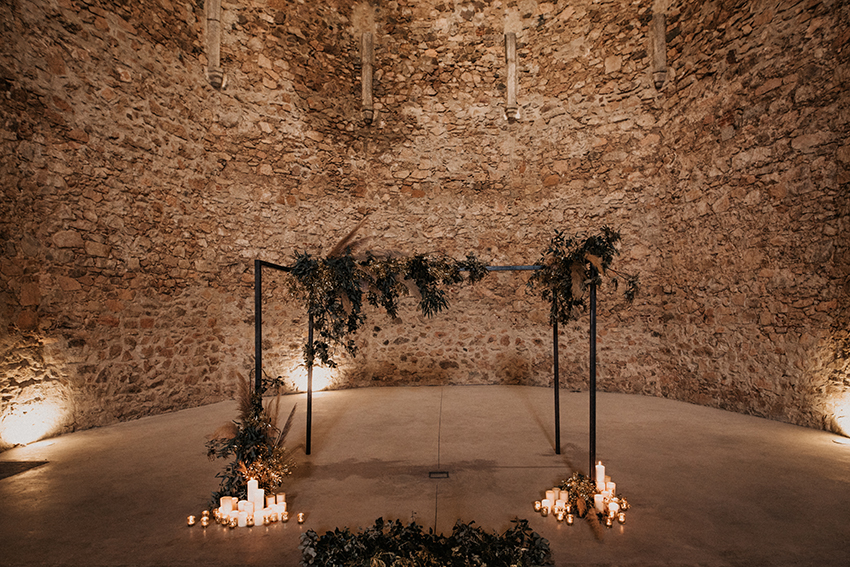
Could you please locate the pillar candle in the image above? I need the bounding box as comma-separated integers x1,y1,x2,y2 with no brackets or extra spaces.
276,493,286,504
545,490,555,502
247,479,259,503
594,494,606,513
541,498,552,513
220,496,234,514
237,511,248,528
595,462,605,487
266,494,276,508
608,501,620,515
606,481,616,496
551,487,561,501
253,489,265,512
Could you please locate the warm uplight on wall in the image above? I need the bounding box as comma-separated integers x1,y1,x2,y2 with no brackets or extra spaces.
293,366,334,392
831,391,850,438
0,399,66,446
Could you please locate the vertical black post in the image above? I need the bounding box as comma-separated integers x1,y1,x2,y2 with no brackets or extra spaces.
306,312,314,456
254,259,263,408
589,273,597,477
553,313,561,455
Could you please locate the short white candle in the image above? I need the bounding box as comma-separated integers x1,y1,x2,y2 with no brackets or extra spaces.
594,494,606,513
541,498,552,513
220,496,234,514
237,511,248,528
551,487,561,501
266,494,276,508
555,499,566,512
606,481,616,496
545,490,555,502
595,462,605,486
276,493,286,504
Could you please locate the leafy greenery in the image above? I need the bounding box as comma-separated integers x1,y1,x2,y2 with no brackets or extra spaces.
206,374,296,506
288,250,489,368
527,227,639,325
299,517,552,567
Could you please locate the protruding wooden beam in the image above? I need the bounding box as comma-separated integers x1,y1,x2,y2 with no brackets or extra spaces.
361,33,374,123
505,32,519,120
651,13,667,90
205,0,224,88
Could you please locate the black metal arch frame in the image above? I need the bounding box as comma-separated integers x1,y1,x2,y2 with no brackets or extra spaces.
253,259,600,475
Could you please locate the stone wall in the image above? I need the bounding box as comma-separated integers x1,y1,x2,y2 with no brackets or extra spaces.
1,0,847,449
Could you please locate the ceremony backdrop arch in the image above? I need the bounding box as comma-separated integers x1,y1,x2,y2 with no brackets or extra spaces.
253,257,608,476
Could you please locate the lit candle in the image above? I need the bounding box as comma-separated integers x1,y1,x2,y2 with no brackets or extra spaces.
187,515,196,527
554,499,566,513
594,494,606,513
533,501,542,512
200,516,210,527
595,461,605,487
296,512,305,524
566,514,574,525
608,501,620,516
247,479,259,503
220,496,234,514
618,512,626,524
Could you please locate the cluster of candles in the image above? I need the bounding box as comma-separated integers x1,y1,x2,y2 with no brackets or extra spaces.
532,462,627,528
187,480,305,529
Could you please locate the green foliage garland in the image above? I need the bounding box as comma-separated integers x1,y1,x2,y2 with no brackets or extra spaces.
527,227,639,325
287,250,489,368
299,517,552,567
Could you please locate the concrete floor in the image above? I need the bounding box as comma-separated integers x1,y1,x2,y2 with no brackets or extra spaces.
1,385,849,566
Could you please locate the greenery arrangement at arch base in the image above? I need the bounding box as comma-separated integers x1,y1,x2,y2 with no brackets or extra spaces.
205,373,296,507
299,517,553,567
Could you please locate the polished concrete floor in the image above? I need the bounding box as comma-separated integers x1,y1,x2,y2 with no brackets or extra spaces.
1,385,849,566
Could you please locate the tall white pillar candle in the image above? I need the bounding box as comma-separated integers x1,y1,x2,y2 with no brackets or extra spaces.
247,479,259,503
253,489,265,513
595,462,605,487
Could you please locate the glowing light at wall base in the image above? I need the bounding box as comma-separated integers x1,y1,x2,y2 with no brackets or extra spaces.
831,391,850,438
292,366,334,392
0,399,66,446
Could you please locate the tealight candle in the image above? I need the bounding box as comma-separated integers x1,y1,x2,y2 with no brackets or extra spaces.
566,514,574,525
555,510,564,522
605,516,613,527
187,515,196,527
618,512,626,524
281,511,289,522
533,500,542,512
229,517,238,529
200,516,210,528
297,512,305,524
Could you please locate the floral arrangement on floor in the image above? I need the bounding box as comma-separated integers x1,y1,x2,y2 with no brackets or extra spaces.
206,374,296,506
531,471,631,540
299,517,552,567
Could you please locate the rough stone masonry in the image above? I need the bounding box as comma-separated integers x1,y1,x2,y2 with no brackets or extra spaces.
0,0,848,449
